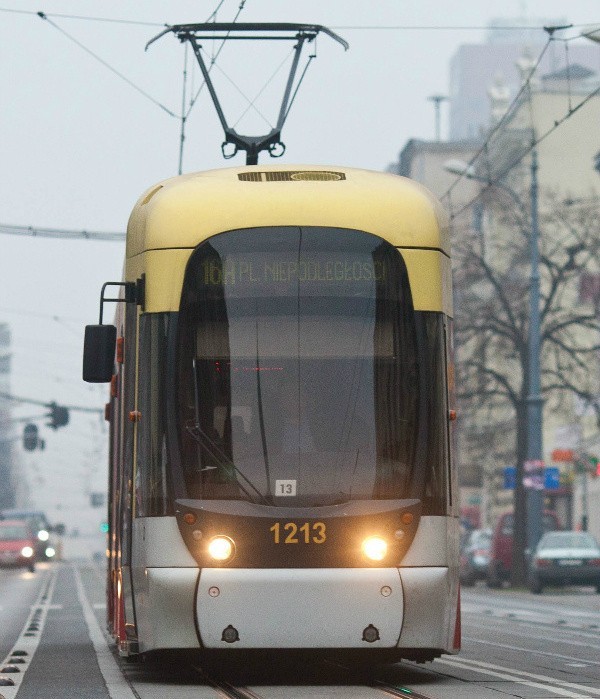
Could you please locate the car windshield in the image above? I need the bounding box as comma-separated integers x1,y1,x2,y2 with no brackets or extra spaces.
176,226,449,508
539,532,599,551
0,525,30,540
2,511,48,532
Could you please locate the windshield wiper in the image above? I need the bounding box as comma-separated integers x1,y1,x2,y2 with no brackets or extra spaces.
254,318,274,505
185,422,269,504
190,359,270,505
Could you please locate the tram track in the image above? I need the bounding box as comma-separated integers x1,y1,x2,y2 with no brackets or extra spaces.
373,679,437,698
189,658,440,699
320,658,439,699
193,666,265,699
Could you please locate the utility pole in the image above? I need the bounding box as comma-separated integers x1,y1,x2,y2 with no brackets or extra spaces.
525,146,545,554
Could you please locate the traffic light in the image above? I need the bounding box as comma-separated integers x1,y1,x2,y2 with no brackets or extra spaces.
90,492,105,508
46,401,69,430
23,423,39,451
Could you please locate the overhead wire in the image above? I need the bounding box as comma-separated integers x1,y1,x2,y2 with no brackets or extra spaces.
0,223,124,241
184,0,248,120
0,7,163,26
206,51,273,129
4,9,600,32
178,0,225,170
37,12,179,118
205,0,228,24
178,41,190,175
6,7,599,224
178,0,246,170
447,76,600,222
442,35,553,204
437,24,600,223
232,47,294,129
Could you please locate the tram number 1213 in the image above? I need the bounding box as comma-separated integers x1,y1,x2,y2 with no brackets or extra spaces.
270,522,327,544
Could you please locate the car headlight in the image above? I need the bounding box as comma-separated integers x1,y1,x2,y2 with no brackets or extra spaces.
362,536,388,561
207,536,235,561
21,546,34,558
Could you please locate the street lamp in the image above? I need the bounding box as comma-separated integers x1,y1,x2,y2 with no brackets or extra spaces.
444,155,545,559
428,95,448,142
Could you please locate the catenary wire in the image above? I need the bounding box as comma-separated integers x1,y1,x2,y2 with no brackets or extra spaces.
178,0,248,170
439,27,600,219
442,36,552,202
0,7,163,26
184,0,248,119
0,223,125,241
3,9,600,32
232,47,295,129
37,12,179,118
439,28,600,218
445,78,600,222
203,46,273,129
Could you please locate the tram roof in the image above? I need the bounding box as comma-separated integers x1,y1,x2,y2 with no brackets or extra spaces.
126,165,449,259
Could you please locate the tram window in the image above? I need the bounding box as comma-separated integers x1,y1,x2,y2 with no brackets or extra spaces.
417,313,449,515
176,227,448,509
136,313,172,516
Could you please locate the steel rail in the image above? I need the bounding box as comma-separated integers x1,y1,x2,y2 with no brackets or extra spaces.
192,666,265,699
373,679,438,698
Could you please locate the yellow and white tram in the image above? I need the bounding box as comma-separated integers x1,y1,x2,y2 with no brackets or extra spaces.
84,165,460,663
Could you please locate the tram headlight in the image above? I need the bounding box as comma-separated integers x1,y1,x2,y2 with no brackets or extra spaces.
37,529,49,542
361,536,388,562
21,546,34,558
207,536,235,562
45,547,56,558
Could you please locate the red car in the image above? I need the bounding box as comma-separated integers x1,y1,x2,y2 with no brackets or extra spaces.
487,510,561,587
0,519,37,572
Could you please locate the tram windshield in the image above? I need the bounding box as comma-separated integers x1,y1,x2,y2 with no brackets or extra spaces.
177,226,444,507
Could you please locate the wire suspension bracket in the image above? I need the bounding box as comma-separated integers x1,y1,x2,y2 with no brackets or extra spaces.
146,23,348,165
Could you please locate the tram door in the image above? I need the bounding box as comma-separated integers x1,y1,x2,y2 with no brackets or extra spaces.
109,303,138,644
116,301,139,646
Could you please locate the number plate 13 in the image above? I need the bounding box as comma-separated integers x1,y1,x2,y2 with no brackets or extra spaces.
270,522,326,544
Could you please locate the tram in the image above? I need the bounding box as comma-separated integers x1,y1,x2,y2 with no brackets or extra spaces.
83,165,460,663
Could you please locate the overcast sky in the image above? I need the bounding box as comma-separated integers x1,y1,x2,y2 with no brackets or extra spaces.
1,0,599,529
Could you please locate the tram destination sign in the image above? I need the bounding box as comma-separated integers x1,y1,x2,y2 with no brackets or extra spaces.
199,256,388,288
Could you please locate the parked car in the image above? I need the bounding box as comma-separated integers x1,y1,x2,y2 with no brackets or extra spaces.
0,519,37,572
529,531,600,594
0,509,62,561
487,510,561,587
460,528,492,586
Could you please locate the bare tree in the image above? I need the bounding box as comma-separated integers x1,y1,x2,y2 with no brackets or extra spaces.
453,191,600,584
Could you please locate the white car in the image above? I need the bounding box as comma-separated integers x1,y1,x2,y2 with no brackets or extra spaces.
529,531,600,594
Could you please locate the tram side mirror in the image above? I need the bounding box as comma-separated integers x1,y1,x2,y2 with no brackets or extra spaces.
83,324,117,383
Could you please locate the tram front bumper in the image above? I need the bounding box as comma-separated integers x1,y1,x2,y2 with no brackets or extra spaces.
196,567,404,649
